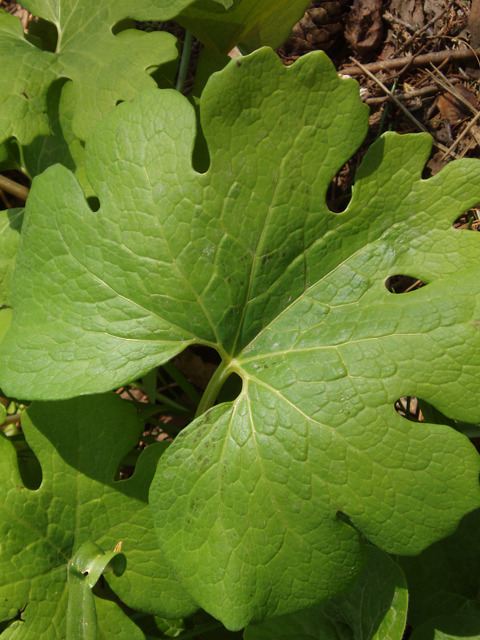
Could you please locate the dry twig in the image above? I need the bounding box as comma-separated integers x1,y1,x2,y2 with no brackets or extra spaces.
350,57,458,156
365,85,439,105
342,48,480,76
394,0,457,57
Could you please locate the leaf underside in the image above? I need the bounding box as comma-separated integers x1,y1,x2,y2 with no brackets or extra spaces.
2,48,480,628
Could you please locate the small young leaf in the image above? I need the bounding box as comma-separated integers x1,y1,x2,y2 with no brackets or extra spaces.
0,393,197,640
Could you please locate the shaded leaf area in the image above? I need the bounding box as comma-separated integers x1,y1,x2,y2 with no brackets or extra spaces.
410,616,480,640
0,393,197,640
176,0,311,54
1,49,480,628
0,0,198,145
399,508,480,629
244,546,408,640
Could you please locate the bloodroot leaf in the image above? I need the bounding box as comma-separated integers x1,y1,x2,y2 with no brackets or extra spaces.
176,0,312,54
0,0,197,145
399,508,480,628
244,546,408,640
1,48,480,628
0,393,197,640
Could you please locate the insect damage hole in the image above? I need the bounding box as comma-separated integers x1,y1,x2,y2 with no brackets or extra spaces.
452,206,480,231
385,275,426,294
395,397,423,422
87,196,100,212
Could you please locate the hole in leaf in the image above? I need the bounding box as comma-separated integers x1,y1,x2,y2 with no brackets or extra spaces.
395,396,424,422
452,206,480,231
87,196,100,212
385,275,426,294
115,100,124,107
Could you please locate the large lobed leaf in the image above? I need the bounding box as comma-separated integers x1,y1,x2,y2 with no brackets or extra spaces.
0,393,196,639
1,49,480,628
0,0,195,145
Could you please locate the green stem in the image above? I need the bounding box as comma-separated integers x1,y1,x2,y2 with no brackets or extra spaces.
0,175,29,201
176,30,193,93
17,144,31,180
195,360,230,419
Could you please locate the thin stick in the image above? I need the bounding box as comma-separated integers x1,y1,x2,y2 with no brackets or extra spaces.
349,57,456,155
0,175,29,201
342,48,480,76
426,66,478,116
365,84,438,105
442,110,480,159
395,0,456,56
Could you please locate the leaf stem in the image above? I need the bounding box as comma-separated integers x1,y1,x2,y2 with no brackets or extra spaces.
0,175,29,201
176,30,193,94
195,360,231,418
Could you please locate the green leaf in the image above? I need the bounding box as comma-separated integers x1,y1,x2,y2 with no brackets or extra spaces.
21,79,90,188
2,48,480,628
176,0,311,54
399,509,480,628
322,547,408,640
132,613,186,638
410,616,480,640
244,546,407,640
0,393,197,640
0,207,22,306
0,0,196,145
0,307,12,344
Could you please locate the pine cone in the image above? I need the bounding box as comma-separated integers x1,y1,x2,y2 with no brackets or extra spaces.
278,1,346,61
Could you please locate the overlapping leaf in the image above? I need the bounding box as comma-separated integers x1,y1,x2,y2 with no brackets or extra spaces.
0,0,196,145
176,0,311,54
399,509,480,628
244,546,408,640
2,49,480,628
0,207,22,306
0,393,197,639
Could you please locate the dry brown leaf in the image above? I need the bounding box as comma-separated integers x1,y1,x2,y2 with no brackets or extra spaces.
345,0,383,54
